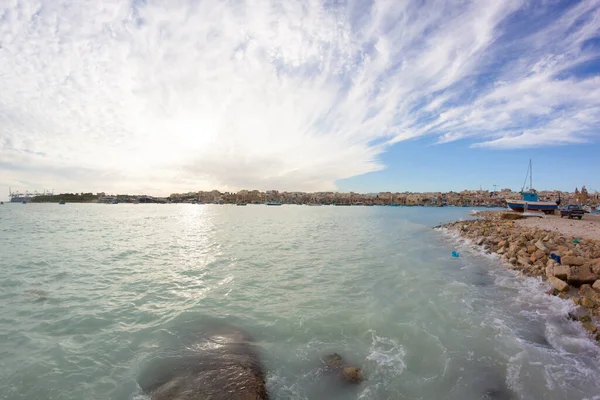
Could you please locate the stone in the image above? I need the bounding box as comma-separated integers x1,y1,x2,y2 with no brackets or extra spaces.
341,367,364,384
562,256,585,266
518,257,531,267
545,265,554,278
567,266,597,286
553,265,568,280
534,249,545,259
580,285,600,307
548,276,569,292
582,321,598,335
324,353,343,368
476,237,485,246
582,297,595,308
527,245,537,254
323,353,364,385
498,240,507,248
593,280,600,292
141,328,269,400
535,240,548,253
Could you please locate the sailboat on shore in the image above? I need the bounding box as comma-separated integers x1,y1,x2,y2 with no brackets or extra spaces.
506,159,559,214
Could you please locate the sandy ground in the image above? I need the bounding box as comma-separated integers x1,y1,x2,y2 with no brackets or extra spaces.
516,213,600,241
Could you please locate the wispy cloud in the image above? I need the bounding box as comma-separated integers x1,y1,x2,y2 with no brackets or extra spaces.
0,0,599,193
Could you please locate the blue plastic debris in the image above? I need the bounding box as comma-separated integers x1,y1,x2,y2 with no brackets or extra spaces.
451,251,460,258
550,253,561,264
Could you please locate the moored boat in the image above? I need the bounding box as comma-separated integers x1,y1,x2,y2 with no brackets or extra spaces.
506,160,558,214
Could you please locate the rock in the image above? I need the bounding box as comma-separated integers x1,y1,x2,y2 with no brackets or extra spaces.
324,353,343,368
323,353,364,384
518,257,531,268
142,328,269,400
562,256,585,266
589,260,600,275
582,321,598,335
569,305,589,321
545,265,554,278
534,249,545,259
341,367,363,384
582,297,595,308
535,240,548,253
527,245,537,254
580,285,600,307
593,280,600,292
553,265,568,280
476,237,485,246
548,276,569,292
567,266,597,286
498,240,507,248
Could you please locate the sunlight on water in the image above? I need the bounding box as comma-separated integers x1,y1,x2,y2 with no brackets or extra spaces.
1,204,599,399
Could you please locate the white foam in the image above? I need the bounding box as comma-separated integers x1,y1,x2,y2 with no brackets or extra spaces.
365,331,406,378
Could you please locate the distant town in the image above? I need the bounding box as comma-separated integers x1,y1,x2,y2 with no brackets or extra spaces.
5,187,599,208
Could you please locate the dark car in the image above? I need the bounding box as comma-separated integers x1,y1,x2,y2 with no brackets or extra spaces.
560,204,584,219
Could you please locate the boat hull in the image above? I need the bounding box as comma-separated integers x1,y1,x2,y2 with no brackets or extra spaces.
506,200,558,212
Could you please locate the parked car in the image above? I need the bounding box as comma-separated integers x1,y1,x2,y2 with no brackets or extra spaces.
560,204,585,219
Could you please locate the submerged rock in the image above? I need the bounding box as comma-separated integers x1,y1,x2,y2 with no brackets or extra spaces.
141,329,269,400
322,353,364,384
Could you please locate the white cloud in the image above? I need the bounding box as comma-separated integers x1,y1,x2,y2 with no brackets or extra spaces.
0,0,599,194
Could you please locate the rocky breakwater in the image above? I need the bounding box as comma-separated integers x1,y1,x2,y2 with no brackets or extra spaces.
440,212,600,342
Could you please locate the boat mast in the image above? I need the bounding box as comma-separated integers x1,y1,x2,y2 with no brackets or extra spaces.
529,159,532,191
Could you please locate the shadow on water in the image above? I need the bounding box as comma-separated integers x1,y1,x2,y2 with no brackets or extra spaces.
470,367,516,400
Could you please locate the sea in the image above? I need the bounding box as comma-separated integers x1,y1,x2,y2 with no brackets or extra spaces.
1,203,599,400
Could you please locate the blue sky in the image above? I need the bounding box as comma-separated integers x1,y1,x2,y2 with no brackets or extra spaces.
0,0,599,199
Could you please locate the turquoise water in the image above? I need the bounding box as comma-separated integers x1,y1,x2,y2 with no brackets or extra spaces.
1,204,599,400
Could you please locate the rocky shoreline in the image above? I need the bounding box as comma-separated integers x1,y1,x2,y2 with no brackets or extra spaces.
438,211,600,342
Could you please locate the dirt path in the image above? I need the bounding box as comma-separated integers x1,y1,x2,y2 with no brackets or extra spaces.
516,213,600,241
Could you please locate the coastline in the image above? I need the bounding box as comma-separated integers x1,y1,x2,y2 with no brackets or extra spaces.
438,210,600,342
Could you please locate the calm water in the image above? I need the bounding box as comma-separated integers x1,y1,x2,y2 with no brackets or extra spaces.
1,203,599,400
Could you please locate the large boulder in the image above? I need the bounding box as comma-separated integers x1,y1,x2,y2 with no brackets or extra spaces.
141,329,269,400
567,265,597,286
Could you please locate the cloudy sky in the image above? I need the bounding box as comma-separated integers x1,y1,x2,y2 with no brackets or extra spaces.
1,0,599,198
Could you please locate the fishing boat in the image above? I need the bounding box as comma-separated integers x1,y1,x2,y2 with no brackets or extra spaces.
506,159,558,214
266,202,282,206
236,202,247,206
59,201,66,205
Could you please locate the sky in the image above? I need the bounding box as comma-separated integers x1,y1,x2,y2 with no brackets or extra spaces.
1,0,599,199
